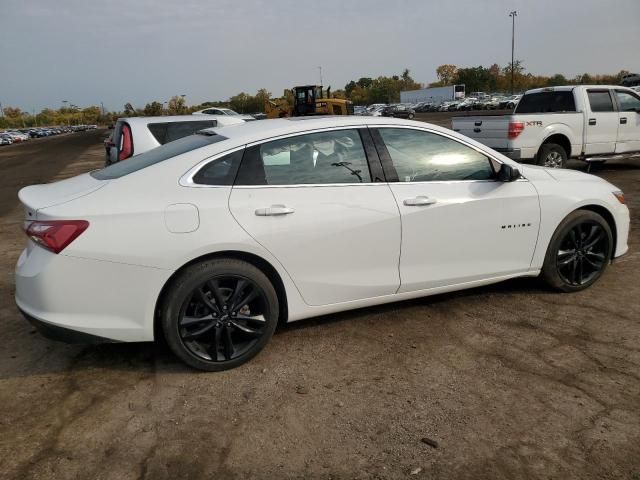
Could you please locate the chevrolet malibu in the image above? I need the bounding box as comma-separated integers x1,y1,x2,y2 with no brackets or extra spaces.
16,117,630,371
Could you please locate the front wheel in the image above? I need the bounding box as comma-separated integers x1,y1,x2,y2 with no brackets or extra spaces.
541,210,613,292
160,259,279,371
537,143,567,168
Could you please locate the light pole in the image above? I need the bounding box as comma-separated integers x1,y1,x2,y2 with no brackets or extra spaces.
318,66,323,86
180,94,186,114
509,11,517,95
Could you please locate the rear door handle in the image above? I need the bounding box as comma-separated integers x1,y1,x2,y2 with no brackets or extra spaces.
588,118,597,125
620,117,628,125
403,196,437,207
255,204,295,216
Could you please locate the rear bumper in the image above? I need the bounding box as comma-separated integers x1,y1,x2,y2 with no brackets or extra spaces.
15,244,171,343
19,308,117,344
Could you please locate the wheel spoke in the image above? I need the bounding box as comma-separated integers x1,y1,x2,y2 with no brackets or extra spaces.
230,320,262,336
223,326,234,360
235,313,266,323
227,279,248,311
182,321,216,340
584,230,605,249
583,255,603,269
231,288,259,312
197,288,219,313
207,327,221,361
208,280,227,311
181,314,214,326
569,229,579,249
577,257,584,284
558,254,577,266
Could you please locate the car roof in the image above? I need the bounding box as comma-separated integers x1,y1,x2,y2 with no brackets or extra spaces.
525,85,634,94
201,116,447,145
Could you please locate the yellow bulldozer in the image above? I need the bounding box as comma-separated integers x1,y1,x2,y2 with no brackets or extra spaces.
265,85,353,119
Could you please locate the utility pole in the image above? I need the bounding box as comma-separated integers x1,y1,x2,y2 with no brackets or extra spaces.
509,11,517,95
318,66,323,86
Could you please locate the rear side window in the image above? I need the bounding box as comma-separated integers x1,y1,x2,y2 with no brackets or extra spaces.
193,149,244,185
587,90,614,112
235,129,372,185
92,133,227,180
515,91,576,113
147,120,217,144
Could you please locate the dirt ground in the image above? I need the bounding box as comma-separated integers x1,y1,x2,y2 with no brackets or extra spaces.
0,121,639,480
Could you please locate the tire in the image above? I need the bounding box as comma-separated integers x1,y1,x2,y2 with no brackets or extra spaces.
540,210,613,292
408,112,415,120
160,258,279,371
537,143,567,168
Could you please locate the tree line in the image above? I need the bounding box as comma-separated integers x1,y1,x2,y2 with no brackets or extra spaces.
1,64,633,128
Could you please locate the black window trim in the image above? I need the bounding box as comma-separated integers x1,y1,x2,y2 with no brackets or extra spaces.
369,125,509,184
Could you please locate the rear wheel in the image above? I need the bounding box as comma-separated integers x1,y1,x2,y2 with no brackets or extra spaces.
537,143,567,168
408,112,415,120
541,210,613,292
160,259,279,371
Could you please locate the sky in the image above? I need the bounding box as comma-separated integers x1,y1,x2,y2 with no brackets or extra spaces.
1,0,639,112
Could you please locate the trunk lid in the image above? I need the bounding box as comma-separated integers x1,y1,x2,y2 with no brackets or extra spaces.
19,173,106,219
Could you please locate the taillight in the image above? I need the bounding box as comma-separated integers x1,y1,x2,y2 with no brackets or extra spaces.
119,123,133,161
508,121,524,139
23,220,89,254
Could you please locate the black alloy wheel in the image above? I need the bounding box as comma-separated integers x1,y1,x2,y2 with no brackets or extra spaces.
541,210,613,292
556,221,609,286
179,275,268,362
161,259,279,371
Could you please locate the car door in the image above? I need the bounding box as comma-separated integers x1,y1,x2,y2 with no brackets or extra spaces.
584,89,619,155
371,126,540,293
228,127,401,306
613,89,640,153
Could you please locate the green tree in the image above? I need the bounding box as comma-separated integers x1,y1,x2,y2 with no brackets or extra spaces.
167,96,186,115
143,101,164,116
436,64,458,85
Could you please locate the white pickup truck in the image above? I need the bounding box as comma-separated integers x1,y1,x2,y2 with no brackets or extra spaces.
452,85,640,168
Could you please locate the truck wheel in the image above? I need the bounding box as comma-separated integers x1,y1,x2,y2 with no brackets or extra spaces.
537,143,567,168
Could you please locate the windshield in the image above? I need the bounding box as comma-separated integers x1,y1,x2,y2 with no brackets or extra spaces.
91,132,227,180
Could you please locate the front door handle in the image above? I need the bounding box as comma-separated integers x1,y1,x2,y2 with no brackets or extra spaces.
588,118,597,126
403,196,437,207
255,204,295,216
620,117,628,125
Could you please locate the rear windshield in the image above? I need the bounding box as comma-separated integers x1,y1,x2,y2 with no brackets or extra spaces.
515,91,576,113
91,132,227,180
147,120,217,145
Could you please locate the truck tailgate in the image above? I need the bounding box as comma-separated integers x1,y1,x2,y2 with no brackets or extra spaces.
451,116,512,149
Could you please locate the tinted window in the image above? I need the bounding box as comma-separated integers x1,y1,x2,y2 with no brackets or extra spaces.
193,149,244,185
587,91,614,112
148,120,217,144
615,90,640,112
91,133,227,180
378,128,495,182
515,91,576,113
235,129,371,185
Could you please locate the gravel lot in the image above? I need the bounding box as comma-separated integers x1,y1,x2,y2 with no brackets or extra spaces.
0,121,639,480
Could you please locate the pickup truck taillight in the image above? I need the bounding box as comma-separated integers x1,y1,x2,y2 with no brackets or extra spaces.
118,123,133,161
508,121,524,139
23,220,89,254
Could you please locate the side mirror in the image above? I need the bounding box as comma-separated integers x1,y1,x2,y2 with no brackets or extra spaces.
498,163,521,182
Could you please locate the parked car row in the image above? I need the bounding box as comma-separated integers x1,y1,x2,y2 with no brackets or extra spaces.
0,124,97,145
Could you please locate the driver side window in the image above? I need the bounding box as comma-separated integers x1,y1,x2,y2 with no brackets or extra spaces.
378,128,496,182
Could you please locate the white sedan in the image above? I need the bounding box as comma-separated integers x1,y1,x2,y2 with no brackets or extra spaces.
16,117,630,371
